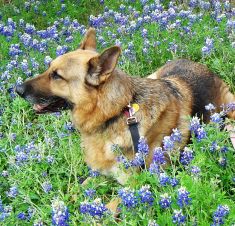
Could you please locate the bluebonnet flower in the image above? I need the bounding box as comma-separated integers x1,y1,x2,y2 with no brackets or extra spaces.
9,44,22,57
180,147,194,166
210,113,223,124
202,38,214,56
118,187,138,208
205,103,215,111
129,137,149,167
15,151,28,164
163,136,174,151
190,166,201,176
117,155,132,169
170,128,182,143
64,122,75,132
10,133,16,141
210,141,220,152
84,189,96,198
172,209,186,225
149,162,160,175
21,59,28,71
152,147,166,165
138,185,154,206
190,116,201,133
6,186,18,198
212,205,230,226
88,168,100,177
0,197,12,221
131,152,145,167
177,187,192,207
25,23,36,34
159,172,170,186
17,212,26,220
137,137,149,155
148,220,159,226
47,155,55,164
1,170,9,177
218,157,227,167
196,127,207,141
33,219,44,226
170,177,179,187
56,45,68,56
80,198,107,219
52,199,69,226
159,193,172,209
44,56,52,66
220,146,228,153
42,181,52,193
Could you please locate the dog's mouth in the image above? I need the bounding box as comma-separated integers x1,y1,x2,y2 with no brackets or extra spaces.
32,97,72,114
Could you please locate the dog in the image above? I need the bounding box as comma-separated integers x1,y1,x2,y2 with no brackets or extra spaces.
16,28,235,187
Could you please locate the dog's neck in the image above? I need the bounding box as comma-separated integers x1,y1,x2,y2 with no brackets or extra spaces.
71,68,136,133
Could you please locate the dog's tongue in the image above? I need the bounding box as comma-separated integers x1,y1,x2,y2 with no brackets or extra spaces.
33,104,48,112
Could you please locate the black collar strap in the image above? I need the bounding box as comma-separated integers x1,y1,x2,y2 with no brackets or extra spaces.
124,103,141,153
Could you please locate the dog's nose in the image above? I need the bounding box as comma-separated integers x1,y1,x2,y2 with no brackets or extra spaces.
15,84,26,97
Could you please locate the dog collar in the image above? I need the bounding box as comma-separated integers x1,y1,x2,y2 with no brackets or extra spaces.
124,103,140,154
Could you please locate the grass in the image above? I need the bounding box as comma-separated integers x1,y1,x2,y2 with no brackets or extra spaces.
0,0,235,225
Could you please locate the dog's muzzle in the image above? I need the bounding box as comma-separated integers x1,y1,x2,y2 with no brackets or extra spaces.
15,83,72,113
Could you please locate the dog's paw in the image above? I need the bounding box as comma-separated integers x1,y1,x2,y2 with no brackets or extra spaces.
106,198,121,217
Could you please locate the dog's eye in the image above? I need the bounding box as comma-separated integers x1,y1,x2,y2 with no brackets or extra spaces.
51,71,63,80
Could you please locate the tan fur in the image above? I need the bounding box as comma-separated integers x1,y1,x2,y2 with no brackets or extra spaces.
19,28,235,186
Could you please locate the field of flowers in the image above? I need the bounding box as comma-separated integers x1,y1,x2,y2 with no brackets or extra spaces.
0,0,235,225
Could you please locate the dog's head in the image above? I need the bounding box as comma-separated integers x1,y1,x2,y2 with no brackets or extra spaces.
16,28,121,113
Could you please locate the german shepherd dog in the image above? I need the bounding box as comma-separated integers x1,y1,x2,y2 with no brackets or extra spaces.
16,28,235,187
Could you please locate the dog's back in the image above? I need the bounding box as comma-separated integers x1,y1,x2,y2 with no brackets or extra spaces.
149,59,235,121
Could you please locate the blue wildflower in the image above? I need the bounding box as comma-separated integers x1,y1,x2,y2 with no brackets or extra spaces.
137,137,149,155
163,136,174,151
89,169,100,177
210,142,220,152
42,181,52,193
130,137,149,167
117,155,132,169
190,116,201,133
6,186,18,198
17,212,27,220
148,220,159,226
159,193,172,209
152,147,166,165
80,198,107,219
149,162,160,175
56,45,68,56
52,199,69,226
220,146,228,153
177,187,192,207
196,127,207,141
0,197,12,221
170,128,182,143
190,166,201,176
138,185,154,206
180,147,194,166
84,189,96,199
172,209,186,225
205,103,216,111
159,172,170,186
218,157,227,167
212,205,230,226
210,113,223,124
170,178,179,187
118,187,138,208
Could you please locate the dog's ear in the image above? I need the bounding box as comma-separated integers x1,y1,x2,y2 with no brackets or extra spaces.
86,46,121,86
79,27,96,51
